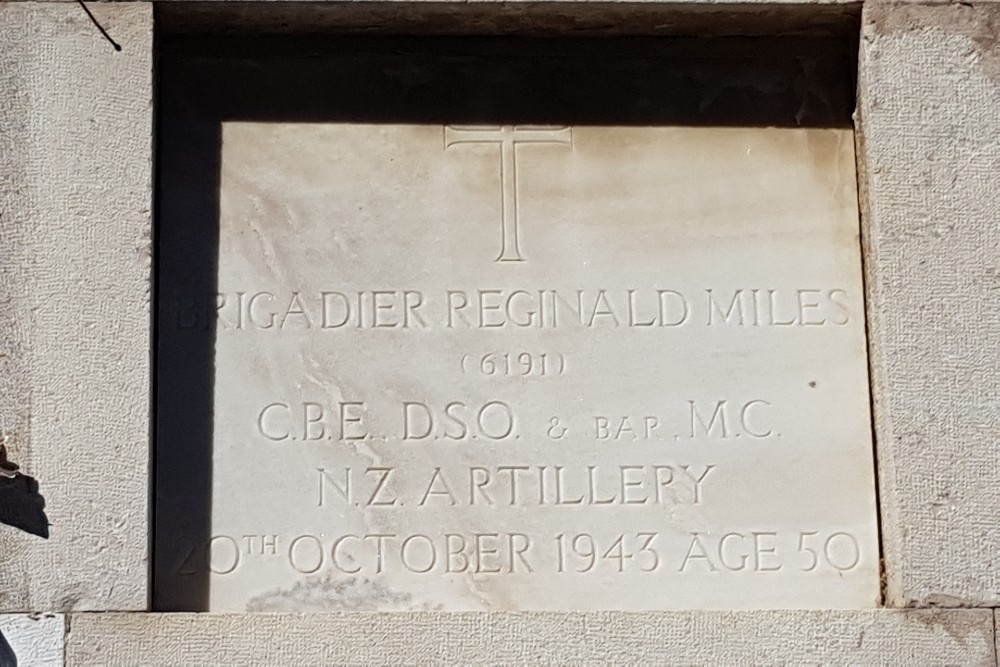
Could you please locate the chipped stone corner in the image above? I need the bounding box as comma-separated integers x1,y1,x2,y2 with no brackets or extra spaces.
901,608,997,646
863,0,1000,84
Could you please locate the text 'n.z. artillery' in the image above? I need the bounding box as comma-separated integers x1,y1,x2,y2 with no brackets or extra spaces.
445,125,572,263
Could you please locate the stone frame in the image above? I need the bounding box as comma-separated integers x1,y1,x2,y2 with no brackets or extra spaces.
0,0,997,662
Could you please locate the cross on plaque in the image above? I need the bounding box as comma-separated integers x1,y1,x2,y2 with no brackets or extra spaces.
445,125,572,262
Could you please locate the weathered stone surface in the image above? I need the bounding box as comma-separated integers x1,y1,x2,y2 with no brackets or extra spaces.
857,1,1000,608
995,609,999,666
993,609,1000,665
0,614,63,666
0,2,152,611
64,610,997,665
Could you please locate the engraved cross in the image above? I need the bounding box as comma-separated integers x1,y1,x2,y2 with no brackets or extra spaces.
445,125,572,262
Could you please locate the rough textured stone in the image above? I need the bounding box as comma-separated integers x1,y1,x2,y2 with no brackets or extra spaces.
993,609,1000,665
64,610,996,665
0,614,63,666
857,0,1000,608
0,2,152,611
995,609,999,666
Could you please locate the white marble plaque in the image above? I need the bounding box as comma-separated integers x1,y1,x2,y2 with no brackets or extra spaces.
199,123,878,610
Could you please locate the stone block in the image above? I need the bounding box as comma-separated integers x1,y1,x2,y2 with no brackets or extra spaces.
994,609,999,665
857,0,1000,607
0,614,64,666
64,610,996,665
0,2,152,611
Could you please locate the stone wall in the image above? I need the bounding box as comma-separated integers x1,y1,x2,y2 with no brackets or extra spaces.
0,0,997,663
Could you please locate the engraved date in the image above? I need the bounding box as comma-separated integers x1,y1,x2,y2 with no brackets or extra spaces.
555,532,660,573
173,529,864,577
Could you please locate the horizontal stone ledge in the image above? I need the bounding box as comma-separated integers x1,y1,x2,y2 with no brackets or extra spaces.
153,1,861,38
65,610,997,665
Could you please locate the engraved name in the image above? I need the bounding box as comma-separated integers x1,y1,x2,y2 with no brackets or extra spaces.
171,288,851,330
